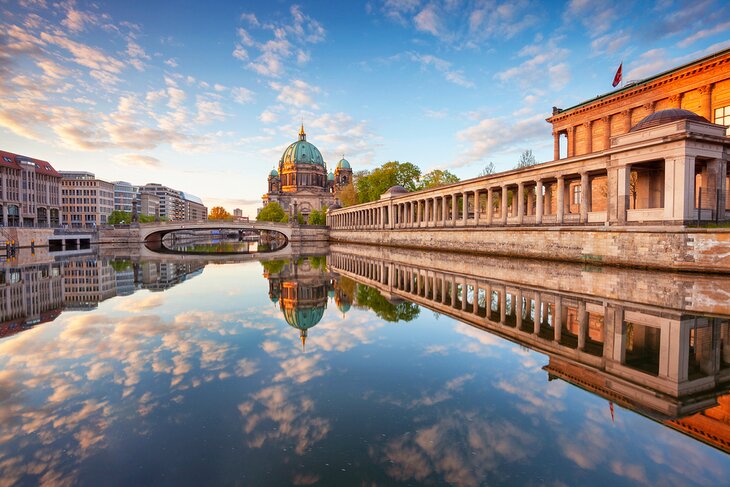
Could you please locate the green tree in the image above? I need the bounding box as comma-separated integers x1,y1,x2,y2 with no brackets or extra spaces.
257,202,286,222
515,149,537,169
355,284,420,322
108,210,132,224
479,162,496,176
356,161,422,203
338,183,358,207
307,207,327,226
420,169,460,189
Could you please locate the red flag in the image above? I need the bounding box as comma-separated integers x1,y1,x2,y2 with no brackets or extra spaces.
612,62,623,87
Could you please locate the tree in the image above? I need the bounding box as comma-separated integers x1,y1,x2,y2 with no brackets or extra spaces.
209,206,232,220
338,183,358,207
478,162,496,177
515,149,537,169
355,161,423,203
307,207,327,225
257,202,286,222
420,169,460,189
108,210,132,224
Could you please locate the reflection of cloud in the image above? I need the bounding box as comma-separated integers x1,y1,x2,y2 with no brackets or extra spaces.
273,353,328,384
372,412,538,486
239,385,330,455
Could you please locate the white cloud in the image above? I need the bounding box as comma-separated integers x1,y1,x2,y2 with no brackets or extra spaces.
269,79,321,108
231,86,254,104
113,153,162,168
409,52,474,88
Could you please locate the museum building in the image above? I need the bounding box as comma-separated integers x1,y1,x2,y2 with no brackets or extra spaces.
262,125,352,218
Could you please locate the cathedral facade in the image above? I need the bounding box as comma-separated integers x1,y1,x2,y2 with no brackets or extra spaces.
262,125,353,218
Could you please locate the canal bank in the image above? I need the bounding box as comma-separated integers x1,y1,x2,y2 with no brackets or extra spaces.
329,225,730,273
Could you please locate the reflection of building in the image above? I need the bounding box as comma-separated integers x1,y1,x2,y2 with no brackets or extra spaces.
264,257,335,348
61,171,115,227
0,259,64,338
0,149,62,227
63,258,117,309
262,125,353,218
329,248,730,441
140,262,205,291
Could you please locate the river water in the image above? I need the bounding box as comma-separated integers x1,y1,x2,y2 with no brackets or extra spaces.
1,242,729,486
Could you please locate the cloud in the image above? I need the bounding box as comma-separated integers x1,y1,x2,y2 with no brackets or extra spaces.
231,86,254,104
409,52,474,88
413,4,442,37
455,113,549,166
495,37,570,91
564,0,618,37
269,79,321,108
113,153,162,168
677,20,730,48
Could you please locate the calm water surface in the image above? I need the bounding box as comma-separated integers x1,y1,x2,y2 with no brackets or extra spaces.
1,245,729,486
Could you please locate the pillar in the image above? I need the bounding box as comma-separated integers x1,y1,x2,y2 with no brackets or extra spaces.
501,186,508,224
669,93,682,109
499,288,507,324
553,131,560,160
536,180,544,224
580,172,589,222
554,297,563,343
452,194,458,226
578,301,587,350
474,190,480,226
440,197,447,225
486,189,493,225
567,126,575,158
533,293,542,335
617,165,630,224
517,183,525,223
515,289,523,329
584,121,593,154
462,192,469,226
699,85,713,121
623,108,632,133
556,176,565,224
602,116,611,151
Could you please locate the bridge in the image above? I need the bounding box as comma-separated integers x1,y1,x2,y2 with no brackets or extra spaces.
139,220,292,243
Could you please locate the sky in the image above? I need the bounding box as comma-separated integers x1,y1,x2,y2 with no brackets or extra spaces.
1,0,729,216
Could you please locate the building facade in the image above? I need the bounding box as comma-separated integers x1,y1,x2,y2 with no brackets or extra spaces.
0,150,62,227
180,192,208,220
138,183,206,221
60,171,114,228
138,192,160,218
262,125,353,218
113,181,138,213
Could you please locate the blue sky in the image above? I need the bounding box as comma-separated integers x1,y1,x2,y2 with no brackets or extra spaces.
1,0,729,215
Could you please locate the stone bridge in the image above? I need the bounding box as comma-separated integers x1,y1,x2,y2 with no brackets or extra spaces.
139,220,292,243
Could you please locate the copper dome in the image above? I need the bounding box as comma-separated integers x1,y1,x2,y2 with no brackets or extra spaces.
630,109,709,132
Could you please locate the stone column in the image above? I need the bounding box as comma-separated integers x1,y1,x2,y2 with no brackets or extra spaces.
699,85,713,121
526,185,534,217
554,297,563,343
602,116,611,151
515,289,523,329
556,176,565,224
517,182,525,223
499,288,507,324
536,180,544,224
580,172,590,222
440,197,446,225
567,126,575,158
617,165,630,224
461,279,468,311
501,186,508,224
553,131,560,160
584,121,593,154
462,192,469,226
474,190,480,226
578,301,587,350
622,108,632,133
452,194,458,226
486,188,493,225
705,158,726,220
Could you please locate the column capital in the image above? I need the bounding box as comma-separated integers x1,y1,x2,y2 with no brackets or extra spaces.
601,115,610,124
698,84,712,95
584,120,593,129
668,93,682,104
566,125,575,135
642,101,655,111
621,108,632,117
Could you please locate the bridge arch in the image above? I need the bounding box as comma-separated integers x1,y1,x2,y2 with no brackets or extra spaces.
139,221,292,244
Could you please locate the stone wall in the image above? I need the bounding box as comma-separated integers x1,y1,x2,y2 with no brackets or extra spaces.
329,226,730,273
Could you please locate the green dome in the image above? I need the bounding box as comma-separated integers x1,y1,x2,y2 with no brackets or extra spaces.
280,125,324,166
328,172,334,181
270,169,278,177
337,158,351,169
283,306,325,330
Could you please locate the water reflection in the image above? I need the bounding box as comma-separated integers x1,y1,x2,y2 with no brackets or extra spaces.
0,245,729,485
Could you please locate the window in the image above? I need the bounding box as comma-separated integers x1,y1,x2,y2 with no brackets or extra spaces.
715,106,730,135
573,185,582,205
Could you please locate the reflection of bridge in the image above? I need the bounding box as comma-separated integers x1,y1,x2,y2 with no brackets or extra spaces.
328,246,730,421
139,221,292,242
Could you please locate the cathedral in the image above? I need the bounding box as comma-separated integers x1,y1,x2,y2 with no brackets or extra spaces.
262,124,353,218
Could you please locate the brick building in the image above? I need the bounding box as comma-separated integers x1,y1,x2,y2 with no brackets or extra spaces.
60,171,115,227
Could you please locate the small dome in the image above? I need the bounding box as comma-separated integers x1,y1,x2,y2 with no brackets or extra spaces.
270,169,278,177
337,158,351,169
630,109,709,132
328,172,334,181
382,185,408,196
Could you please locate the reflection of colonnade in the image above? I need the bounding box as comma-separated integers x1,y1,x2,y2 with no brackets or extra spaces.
329,250,730,419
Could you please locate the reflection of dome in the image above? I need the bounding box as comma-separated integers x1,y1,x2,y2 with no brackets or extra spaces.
328,171,334,181
280,125,325,166
270,168,279,177
283,306,326,330
630,109,709,132
336,300,351,314
337,158,351,169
